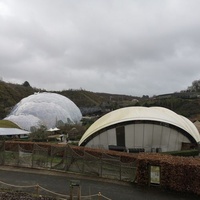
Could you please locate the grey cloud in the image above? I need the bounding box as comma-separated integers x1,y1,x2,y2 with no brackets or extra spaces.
1,0,200,96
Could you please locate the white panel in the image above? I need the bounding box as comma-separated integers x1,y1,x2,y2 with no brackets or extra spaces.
143,124,154,152
181,134,190,143
99,131,108,149
176,132,191,150
160,126,171,152
108,128,116,146
86,140,93,148
134,124,144,148
152,124,162,147
176,132,184,150
168,129,178,151
125,124,134,148
93,134,100,147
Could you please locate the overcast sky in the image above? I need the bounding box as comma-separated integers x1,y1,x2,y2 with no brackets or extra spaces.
1,0,200,97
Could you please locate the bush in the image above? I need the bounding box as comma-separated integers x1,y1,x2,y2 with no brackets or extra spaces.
162,149,199,157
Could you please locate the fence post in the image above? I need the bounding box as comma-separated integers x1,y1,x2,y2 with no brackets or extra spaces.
17,144,20,166
82,149,85,173
70,180,81,200
32,144,35,168
69,185,73,200
50,144,53,169
100,156,103,177
2,141,5,165
35,184,39,197
120,158,122,181
98,192,101,200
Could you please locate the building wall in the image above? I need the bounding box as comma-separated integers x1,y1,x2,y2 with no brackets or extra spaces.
85,122,191,152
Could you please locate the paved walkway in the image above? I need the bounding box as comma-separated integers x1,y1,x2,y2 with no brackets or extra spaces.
0,166,199,200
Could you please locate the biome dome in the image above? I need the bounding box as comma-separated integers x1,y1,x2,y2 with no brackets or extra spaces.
5,92,82,131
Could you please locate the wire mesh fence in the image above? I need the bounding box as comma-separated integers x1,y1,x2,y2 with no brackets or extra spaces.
0,141,137,182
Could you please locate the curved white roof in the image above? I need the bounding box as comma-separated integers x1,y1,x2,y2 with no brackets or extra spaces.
0,128,30,136
5,92,82,131
79,106,200,145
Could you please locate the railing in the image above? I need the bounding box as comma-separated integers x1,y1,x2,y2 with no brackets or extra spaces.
0,179,112,200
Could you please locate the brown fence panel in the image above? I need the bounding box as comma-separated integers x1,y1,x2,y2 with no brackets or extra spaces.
65,145,84,173
120,161,137,182
0,142,5,165
0,141,138,184
4,143,19,166
83,151,101,176
50,145,66,170
101,153,121,180
18,145,32,168
32,144,49,168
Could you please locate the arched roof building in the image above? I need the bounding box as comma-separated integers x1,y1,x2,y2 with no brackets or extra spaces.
79,107,200,152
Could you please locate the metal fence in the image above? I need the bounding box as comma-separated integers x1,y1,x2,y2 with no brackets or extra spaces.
0,142,137,182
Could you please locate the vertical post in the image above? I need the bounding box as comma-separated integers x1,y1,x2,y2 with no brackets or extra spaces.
82,149,85,173
98,192,101,200
89,186,91,200
50,145,53,169
69,185,73,200
119,157,122,181
100,156,103,177
70,180,80,200
17,144,20,166
32,144,35,168
78,186,81,200
64,144,69,171
2,141,5,165
35,184,39,197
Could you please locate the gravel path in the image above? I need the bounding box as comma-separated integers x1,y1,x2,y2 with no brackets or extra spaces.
0,191,56,200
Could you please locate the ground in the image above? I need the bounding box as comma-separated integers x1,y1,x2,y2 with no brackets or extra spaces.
0,191,56,200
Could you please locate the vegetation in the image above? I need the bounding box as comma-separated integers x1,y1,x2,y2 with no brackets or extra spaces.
59,124,86,141
0,120,20,128
1,79,200,122
29,125,49,142
162,149,199,157
0,80,37,119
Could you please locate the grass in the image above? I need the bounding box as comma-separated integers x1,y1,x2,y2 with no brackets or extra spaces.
0,120,20,128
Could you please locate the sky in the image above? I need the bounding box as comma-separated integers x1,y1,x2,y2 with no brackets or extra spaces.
1,0,200,97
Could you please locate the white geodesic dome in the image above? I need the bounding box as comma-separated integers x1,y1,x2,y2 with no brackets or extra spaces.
5,92,82,131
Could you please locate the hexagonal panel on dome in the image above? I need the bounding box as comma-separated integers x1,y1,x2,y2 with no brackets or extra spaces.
5,92,82,131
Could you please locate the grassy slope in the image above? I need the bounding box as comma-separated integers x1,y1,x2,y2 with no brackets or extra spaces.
0,120,20,128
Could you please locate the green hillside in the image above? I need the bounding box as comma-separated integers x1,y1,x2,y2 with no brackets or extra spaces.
0,80,135,118
0,120,20,128
1,80,200,121
0,81,36,119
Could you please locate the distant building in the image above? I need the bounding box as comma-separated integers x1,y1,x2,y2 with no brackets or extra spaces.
79,106,200,152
